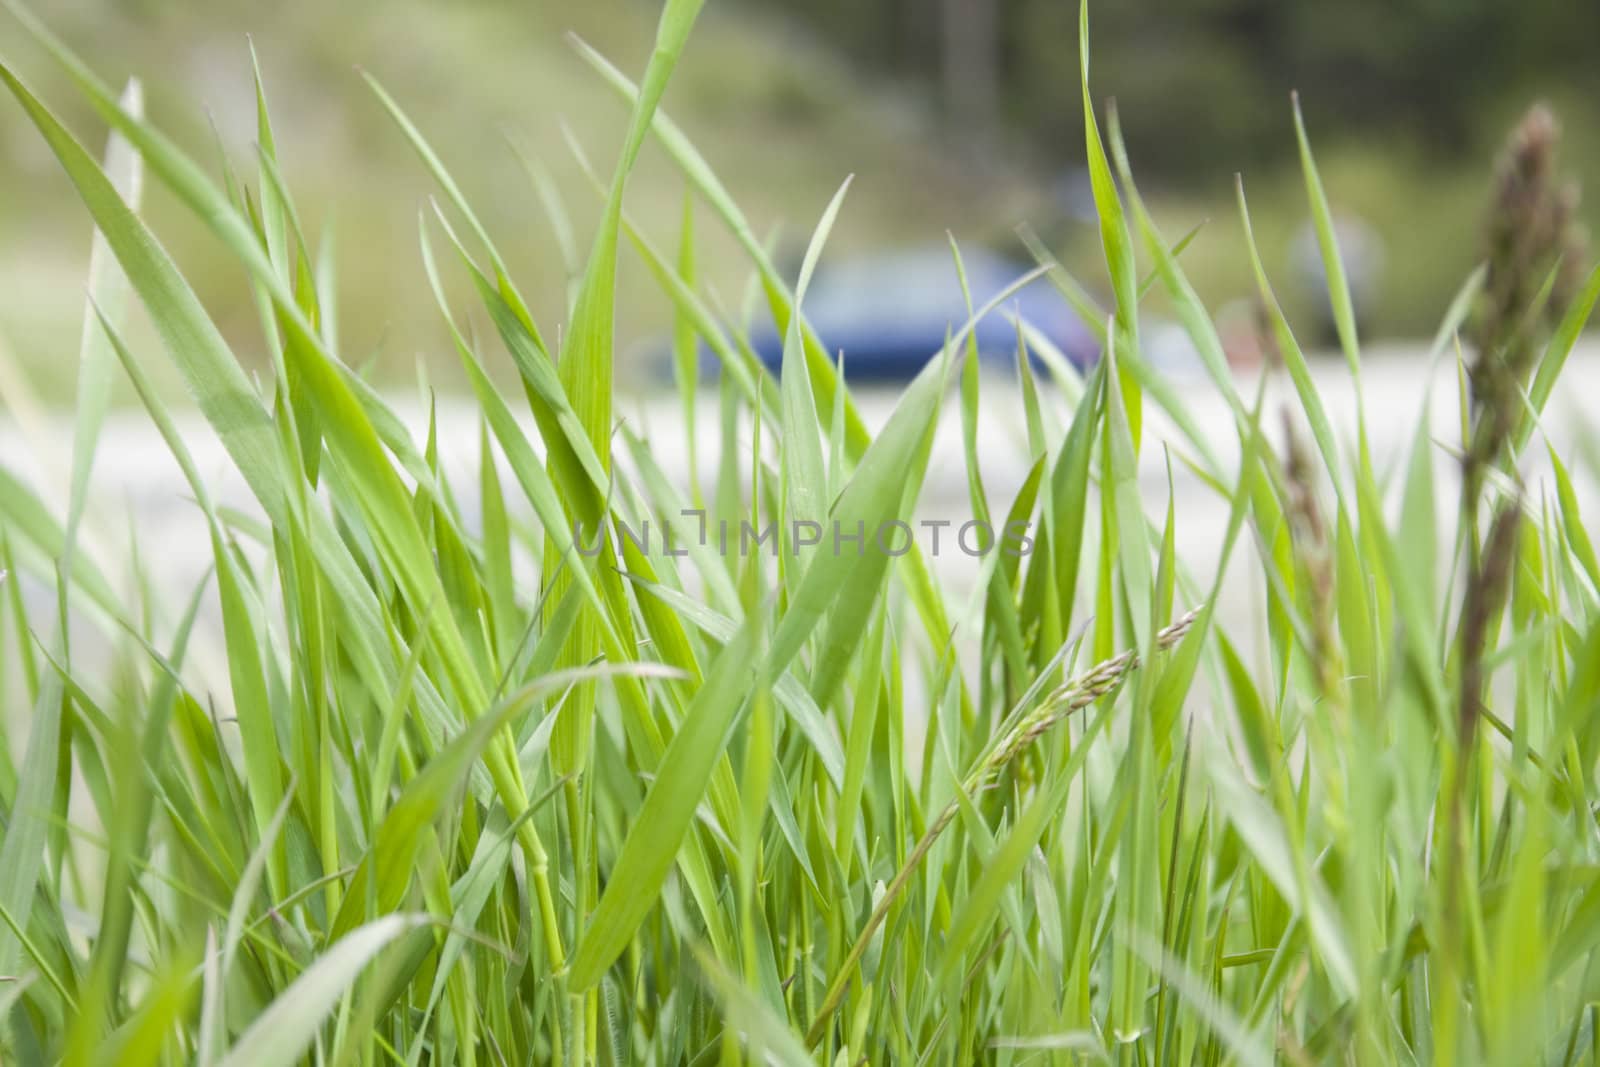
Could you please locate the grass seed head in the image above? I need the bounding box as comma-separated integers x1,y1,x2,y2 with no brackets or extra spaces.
1473,103,1585,405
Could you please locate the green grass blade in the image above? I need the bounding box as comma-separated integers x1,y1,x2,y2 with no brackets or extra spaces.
215,915,421,1067
1292,93,1362,380
780,177,851,539
64,76,141,556
569,618,759,989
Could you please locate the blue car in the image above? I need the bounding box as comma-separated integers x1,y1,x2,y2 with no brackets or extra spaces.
713,246,1099,384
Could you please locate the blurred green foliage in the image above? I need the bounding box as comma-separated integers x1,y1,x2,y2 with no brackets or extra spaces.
1,0,1596,402
752,0,1600,178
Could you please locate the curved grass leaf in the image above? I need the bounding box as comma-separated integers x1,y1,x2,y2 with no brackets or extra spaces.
569,618,759,989
215,915,420,1067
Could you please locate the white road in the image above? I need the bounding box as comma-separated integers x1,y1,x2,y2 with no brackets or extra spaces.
3,343,1597,667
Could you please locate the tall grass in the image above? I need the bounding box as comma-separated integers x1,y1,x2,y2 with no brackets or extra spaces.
3,0,1600,1063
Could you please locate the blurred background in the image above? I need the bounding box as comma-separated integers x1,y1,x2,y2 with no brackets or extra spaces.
2,0,1596,397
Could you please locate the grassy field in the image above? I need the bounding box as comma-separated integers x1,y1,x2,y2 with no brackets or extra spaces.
3,0,1600,1064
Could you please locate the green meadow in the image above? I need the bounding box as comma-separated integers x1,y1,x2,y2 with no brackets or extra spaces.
2,1,1599,1063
